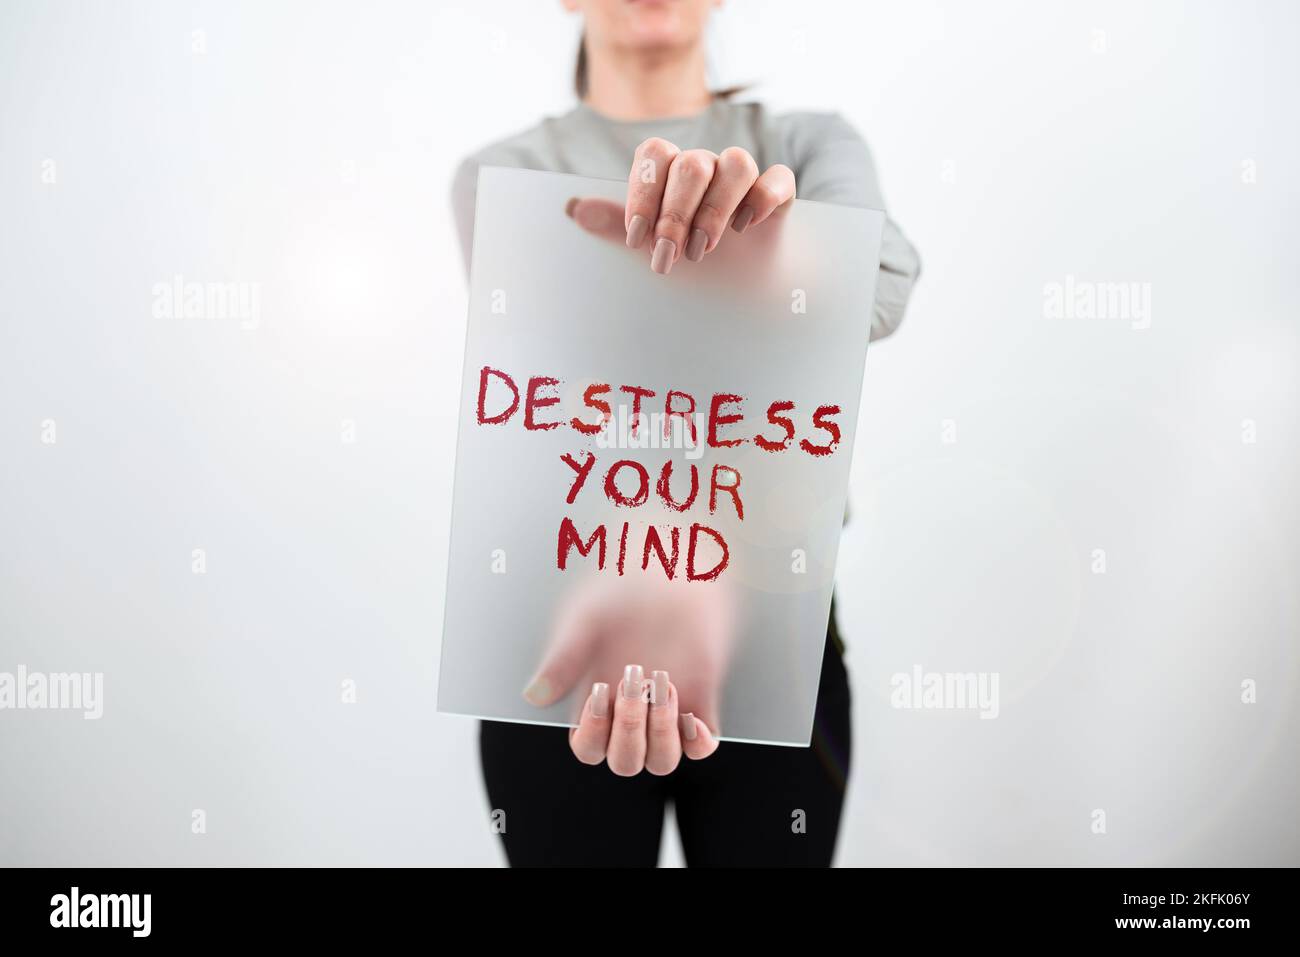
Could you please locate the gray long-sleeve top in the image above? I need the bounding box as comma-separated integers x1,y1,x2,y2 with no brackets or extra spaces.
452,98,920,342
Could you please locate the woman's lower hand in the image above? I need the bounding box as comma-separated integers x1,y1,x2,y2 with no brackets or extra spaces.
566,138,795,275
569,666,719,776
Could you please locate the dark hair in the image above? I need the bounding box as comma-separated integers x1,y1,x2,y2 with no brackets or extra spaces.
575,34,590,98
574,32,747,101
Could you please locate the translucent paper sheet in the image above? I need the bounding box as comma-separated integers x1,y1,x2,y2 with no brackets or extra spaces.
438,168,884,745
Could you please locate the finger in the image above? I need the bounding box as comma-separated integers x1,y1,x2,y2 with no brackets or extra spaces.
679,712,720,761
731,163,796,234
688,147,759,261
569,682,613,765
523,590,603,707
692,688,723,746
626,137,679,250
565,197,626,244
605,665,649,777
644,672,682,776
651,149,716,275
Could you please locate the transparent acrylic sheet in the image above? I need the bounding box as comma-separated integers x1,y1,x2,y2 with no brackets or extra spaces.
438,167,884,745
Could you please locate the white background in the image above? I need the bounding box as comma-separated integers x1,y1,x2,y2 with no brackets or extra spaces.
1,0,1297,866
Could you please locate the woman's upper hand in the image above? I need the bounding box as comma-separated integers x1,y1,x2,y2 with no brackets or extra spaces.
566,138,795,275
570,667,720,776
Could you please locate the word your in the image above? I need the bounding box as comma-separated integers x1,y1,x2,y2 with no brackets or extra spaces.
890,666,999,719
152,274,261,330
0,666,103,719
50,887,151,937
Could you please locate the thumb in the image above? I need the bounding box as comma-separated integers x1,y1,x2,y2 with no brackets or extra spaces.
695,686,723,740
565,197,628,245
522,594,602,707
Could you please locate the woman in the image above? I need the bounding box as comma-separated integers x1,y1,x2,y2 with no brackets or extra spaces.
452,0,920,867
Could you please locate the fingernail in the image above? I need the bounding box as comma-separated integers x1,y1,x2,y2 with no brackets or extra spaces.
685,228,708,262
651,237,675,275
650,670,669,708
622,664,644,699
679,713,698,741
522,675,553,707
626,213,649,249
590,682,609,718
564,197,579,218
731,206,754,233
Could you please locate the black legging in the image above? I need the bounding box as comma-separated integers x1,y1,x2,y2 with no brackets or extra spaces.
479,617,852,867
